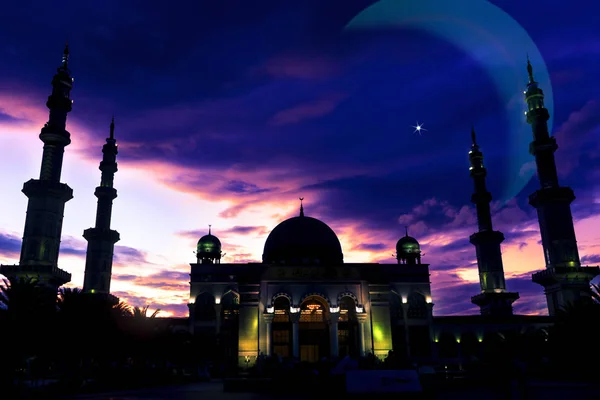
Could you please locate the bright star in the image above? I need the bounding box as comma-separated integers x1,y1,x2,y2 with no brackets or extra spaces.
412,121,427,135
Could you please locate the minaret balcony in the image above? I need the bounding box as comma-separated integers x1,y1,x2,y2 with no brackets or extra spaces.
94,186,117,199
83,227,120,243
528,186,575,207
532,266,600,286
22,179,73,201
39,129,71,144
0,264,71,286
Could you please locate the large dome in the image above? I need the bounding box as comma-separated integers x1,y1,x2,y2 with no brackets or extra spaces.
262,213,344,265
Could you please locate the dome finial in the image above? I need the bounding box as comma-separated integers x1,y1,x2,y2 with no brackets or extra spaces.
208,224,211,235
299,197,304,217
405,226,409,237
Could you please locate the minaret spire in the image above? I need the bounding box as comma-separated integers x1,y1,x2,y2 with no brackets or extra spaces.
109,115,115,139
82,117,121,299
299,197,304,217
526,54,535,84
61,42,69,70
0,46,76,291
209,224,212,235
468,127,519,316
525,59,599,315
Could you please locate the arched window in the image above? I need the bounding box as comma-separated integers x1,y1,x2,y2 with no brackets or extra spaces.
338,296,359,358
272,296,291,358
407,292,428,319
389,293,404,323
194,292,216,321
221,291,239,322
300,298,326,323
273,296,290,322
220,291,239,364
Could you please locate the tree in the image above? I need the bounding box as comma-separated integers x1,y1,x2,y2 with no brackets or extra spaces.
549,284,600,380
0,277,57,391
132,305,161,319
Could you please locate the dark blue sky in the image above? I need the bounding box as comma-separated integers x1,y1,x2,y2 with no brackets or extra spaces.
0,0,599,316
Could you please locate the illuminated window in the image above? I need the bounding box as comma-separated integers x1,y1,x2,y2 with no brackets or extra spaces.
300,300,325,322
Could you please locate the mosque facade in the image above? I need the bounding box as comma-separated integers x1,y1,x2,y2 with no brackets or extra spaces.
1,48,598,368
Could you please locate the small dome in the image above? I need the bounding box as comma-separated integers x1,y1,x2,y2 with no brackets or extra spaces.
197,227,221,260
396,227,421,264
262,203,343,265
396,235,420,254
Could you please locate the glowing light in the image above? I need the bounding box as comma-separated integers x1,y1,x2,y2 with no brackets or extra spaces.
290,306,300,313
401,296,408,304
434,338,439,343
215,296,221,304
425,296,432,304
330,306,340,313
307,304,321,310
478,338,483,343
356,305,364,313
456,338,461,343
373,325,384,341
411,121,427,135
266,306,274,314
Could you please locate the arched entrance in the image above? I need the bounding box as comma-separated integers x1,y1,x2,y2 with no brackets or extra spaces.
299,296,330,363
193,292,217,360
338,296,359,358
272,296,292,358
220,291,239,365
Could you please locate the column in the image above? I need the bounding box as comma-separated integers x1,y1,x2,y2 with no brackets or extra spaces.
237,284,260,368
263,312,274,356
356,312,368,357
456,336,463,367
329,311,340,358
187,303,196,335
401,302,411,358
427,303,437,360
214,303,222,335
290,311,300,359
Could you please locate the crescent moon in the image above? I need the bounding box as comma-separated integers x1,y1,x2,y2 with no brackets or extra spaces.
344,0,553,202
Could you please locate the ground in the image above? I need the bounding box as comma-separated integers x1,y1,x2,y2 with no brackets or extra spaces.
65,380,599,400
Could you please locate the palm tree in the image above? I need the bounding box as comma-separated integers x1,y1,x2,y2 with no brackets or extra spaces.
591,283,600,304
0,277,57,390
132,305,161,319
549,284,600,380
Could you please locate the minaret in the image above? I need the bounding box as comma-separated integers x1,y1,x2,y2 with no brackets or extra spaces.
525,59,599,315
0,45,74,290
82,117,120,297
468,127,519,316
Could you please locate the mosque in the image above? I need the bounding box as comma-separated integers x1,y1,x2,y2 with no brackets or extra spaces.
1,47,598,367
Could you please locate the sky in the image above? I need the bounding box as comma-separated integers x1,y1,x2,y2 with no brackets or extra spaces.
0,0,599,317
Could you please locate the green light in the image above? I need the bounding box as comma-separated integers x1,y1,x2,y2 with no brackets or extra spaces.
373,325,384,341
